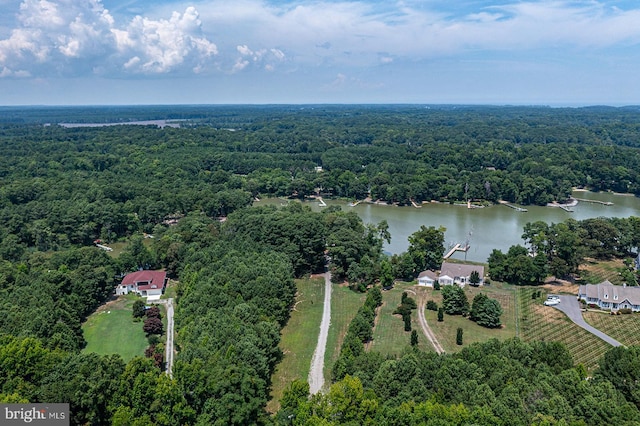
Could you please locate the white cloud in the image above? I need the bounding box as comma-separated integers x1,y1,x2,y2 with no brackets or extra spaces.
2,0,640,80
0,0,218,77
193,1,640,64
230,43,285,73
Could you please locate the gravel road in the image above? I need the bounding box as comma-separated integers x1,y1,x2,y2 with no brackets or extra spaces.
308,272,332,394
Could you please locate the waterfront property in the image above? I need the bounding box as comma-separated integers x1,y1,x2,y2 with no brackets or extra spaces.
578,281,640,312
417,270,438,287
417,262,485,287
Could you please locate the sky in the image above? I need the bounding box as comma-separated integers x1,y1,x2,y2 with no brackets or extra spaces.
1,0,640,105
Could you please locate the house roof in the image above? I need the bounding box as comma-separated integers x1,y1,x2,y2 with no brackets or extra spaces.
579,281,640,306
440,262,484,279
418,270,438,280
122,270,167,290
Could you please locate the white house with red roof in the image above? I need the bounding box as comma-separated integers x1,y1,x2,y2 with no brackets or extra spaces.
116,270,167,300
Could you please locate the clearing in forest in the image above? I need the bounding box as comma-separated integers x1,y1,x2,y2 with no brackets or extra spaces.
82,294,148,361
268,277,325,413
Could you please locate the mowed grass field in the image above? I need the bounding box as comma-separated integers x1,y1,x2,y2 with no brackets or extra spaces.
423,283,517,352
517,287,611,372
583,311,640,347
369,282,434,355
82,295,148,361
268,277,325,413
323,284,366,386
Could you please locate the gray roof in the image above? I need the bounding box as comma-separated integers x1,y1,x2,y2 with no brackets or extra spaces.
418,270,438,280
579,281,640,305
440,262,484,279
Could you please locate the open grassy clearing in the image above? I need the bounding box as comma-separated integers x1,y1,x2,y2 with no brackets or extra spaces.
517,287,611,372
583,311,640,347
369,282,431,355
102,236,154,259
424,284,517,353
323,284,366,385
267,277,325,413
82,294,148,361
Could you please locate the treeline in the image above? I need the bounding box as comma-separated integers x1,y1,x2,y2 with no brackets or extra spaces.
279,338,640,425
0,247,117,351
332,287,383,382
0,199,391,424
489,216,640,285
4,106,640,258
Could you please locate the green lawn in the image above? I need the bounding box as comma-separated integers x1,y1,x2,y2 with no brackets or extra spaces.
369,282,432,355
268,277,325,413
419,283,517,353
82,296,148,361
323,284,366,386
517,287,611,373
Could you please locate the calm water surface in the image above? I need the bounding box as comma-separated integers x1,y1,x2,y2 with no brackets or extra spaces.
256,191,640,263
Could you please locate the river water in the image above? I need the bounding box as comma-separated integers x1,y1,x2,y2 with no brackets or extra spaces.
255,191,640,263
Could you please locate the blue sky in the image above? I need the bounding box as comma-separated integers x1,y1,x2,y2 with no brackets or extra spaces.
1,0,639,105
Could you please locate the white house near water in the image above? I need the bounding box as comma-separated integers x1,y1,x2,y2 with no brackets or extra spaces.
578,281,640,312
418,262,485,287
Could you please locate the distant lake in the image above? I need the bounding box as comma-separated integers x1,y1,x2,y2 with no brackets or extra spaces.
255,190,640,263
58,120,182,128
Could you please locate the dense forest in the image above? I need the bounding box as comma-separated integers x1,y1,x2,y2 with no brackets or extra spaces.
2,105,640,424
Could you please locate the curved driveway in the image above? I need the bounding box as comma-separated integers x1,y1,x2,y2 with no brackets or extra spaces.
552,295,623,347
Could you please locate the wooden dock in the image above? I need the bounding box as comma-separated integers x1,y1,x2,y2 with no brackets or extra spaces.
574,197,613,206
502,202,528,212
444,243,470,259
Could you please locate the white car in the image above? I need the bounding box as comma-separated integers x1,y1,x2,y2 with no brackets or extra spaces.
544,298,560,306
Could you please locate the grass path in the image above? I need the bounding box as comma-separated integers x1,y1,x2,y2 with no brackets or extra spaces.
267,277,325,413
369,282,433,355
323,284,366,384
308,272,332,394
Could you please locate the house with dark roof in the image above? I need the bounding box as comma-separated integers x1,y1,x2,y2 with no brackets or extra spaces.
578,281,640,312
116,270,167,300
417,262,485,287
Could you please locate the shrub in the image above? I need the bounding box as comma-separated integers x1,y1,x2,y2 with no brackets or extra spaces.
434,281,441,290
456,328,463,345
145,305,161,319
437,307,444,322
620,308,632,315
132,300,146,319
426,300,438,311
